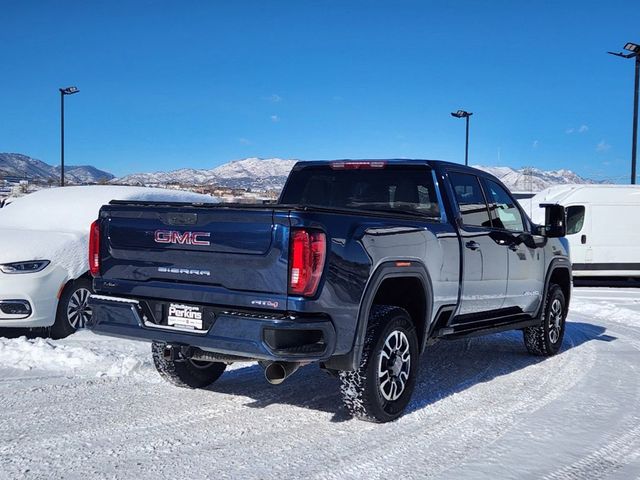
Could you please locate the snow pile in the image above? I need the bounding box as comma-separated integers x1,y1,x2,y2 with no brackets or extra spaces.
0,186,218,278
0,228,87,277
0,330,150,377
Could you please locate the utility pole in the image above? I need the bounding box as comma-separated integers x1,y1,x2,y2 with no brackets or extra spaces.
451,110,473,166
59,86,80,187
608,43,639,184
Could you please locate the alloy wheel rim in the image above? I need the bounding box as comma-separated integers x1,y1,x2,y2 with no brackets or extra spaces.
378,330,411,402
548,298,563,344
67,288,92,329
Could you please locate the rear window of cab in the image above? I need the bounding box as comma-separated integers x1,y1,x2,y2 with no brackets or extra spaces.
280,165,441,219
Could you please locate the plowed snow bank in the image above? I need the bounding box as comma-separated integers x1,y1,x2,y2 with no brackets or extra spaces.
0,330,150,377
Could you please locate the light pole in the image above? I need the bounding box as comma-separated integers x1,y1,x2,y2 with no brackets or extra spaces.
608,42,639,185
59,86,80,187
451,110,473,166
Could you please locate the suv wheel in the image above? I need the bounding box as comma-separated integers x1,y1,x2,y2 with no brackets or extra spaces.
50,278,93,339
151,342,226,388
523,283,567,356
339,305,419,423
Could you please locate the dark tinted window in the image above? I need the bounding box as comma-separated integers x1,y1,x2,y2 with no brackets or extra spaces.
566,206,585,235
448,172,491,227
483,179,525,232
280,166,441,218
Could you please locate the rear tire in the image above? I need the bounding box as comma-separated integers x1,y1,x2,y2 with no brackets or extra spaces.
339,306,419,423
523,284,567,356
50,278,94,339
151,342,226,388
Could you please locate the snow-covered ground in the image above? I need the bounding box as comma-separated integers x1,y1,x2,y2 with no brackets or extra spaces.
1,287,639,479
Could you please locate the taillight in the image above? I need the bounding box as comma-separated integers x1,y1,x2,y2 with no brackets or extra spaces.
288,229,326,297
89,220,101,277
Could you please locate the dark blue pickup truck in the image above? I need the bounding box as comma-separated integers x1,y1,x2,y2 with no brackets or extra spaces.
88,160,571,422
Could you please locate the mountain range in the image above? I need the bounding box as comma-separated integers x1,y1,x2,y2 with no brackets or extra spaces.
115,158,599,192
0,153,114,184
114,157,298,191
1,153,600,193
473,165,599,192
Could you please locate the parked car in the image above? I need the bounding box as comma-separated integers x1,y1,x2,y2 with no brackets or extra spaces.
0,186,216,338
88,160,571,422
529,184,640,279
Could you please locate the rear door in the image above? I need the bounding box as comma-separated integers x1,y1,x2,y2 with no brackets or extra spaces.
482,178,544,314
447,171,508,317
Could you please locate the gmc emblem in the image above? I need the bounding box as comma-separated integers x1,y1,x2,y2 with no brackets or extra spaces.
154,230,211,246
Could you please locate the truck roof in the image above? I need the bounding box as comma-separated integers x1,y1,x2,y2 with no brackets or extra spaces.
291,159,475,171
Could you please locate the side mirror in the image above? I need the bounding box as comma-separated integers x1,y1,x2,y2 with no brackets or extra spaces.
540,203,566,238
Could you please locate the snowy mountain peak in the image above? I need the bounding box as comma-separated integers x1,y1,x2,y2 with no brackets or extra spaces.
115,157,299,190
473,165,597,192
210,157,298,179
0,153,114,184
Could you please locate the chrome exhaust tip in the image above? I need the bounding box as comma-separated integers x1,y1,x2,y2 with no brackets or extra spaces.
263,361,301,385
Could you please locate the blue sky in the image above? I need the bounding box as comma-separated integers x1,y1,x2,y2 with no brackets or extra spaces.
1,1,639,180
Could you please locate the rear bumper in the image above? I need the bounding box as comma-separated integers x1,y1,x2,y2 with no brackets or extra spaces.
87,295,337,362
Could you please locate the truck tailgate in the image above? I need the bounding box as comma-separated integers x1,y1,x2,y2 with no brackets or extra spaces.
99,205,290,298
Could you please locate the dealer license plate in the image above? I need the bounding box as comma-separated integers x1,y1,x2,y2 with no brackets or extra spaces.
166,303,204,330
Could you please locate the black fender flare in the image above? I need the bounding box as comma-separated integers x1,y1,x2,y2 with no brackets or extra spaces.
535,257,572,319
326,260,434,371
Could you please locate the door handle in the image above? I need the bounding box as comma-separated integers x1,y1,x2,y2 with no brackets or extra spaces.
465,241,480,251
581,234,587,245
508,243,519,252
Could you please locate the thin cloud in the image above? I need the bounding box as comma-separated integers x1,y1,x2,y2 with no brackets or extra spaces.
532,140,539,149
596,140,611,152
265,94,282,103
566,124,589,135
239,137,251,145
270,115,280,122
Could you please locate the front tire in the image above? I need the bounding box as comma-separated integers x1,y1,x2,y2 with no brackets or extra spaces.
50,278,94,339
339,306,419,423
523,284,567,356
151,342,226,389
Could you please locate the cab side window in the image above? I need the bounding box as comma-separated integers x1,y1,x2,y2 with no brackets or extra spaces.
448,172,492,228
483,179,525,232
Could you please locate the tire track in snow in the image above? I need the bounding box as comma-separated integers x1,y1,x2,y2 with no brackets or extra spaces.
444,308,640,480
542,421,640,480
315,326,597,480
0,310,626,480
539,310,640,480
0,363,343,471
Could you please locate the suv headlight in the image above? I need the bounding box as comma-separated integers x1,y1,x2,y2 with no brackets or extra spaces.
0,260,51,274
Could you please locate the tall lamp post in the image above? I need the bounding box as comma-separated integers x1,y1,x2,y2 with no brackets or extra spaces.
608,42,639,185
451,109,473,166
59,86,80,187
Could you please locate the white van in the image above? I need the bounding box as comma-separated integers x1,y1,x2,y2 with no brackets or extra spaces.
529,185,640,277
